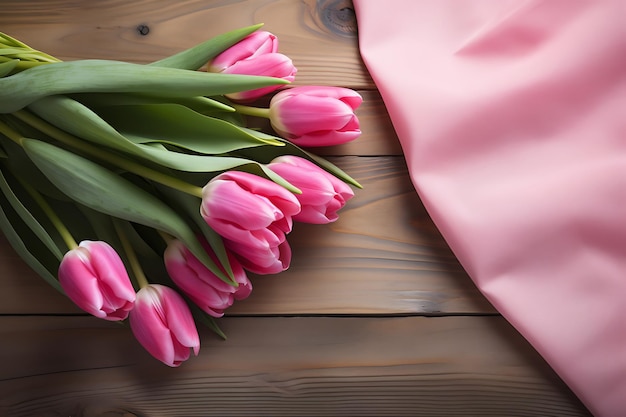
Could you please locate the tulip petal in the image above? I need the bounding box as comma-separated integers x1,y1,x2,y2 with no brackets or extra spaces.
130,285,199,367
130,287,176,366
209,31,278,71
272,96,356,135
228,239,292,275
158,286,201,353
82,241,136,306
291,129,362,147
58,250,105,317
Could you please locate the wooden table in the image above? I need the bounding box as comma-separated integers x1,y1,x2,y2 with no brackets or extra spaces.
0,1,593,416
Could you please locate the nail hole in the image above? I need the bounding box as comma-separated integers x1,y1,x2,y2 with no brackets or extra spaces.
136,24,150,36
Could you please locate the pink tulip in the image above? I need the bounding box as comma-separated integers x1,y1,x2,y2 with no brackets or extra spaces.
269,86,363,147
209,31,279,72
58,240,135,321
268,155,354,224
164,239,252,317
200,170,301,274
129,284,200,367
208,30,297,102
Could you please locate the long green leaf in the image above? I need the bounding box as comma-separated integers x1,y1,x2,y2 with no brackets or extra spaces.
73,92,235,113
0,48,47,59
151,23,264,70
26,96,290,178
0,60,17,77
0,167,64,260
96,103,283,152
0,190,62,293
0,59,289,113
21,138,234,284
0,130,70,201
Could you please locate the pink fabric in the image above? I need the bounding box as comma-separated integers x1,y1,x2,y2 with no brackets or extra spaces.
354,1,626,416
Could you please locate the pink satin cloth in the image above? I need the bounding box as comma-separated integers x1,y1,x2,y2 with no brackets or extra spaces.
354,1,626,416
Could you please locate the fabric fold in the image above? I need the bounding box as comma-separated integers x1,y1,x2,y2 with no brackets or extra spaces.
354,1,626,416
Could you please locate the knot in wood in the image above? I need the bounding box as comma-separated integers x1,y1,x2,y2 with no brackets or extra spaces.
136,24,150,36
317,0,357,37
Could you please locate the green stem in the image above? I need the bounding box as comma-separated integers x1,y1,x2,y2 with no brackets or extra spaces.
114,219,149,289
19,179,78,250
14,60,54,71
0,33,61,62
157,229,175,245
0,119,23,144
12,111,204,198
229,103,271,119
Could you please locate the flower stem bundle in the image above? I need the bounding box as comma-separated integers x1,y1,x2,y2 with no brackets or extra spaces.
0,24,362,366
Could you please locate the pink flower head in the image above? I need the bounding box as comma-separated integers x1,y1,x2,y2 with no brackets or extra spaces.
208,30,297,102
268,155,354,224
269,86,363,147
164,239,252,317
209,31,279,72
129,284,200,367
200,170,301,274
58,240,135,321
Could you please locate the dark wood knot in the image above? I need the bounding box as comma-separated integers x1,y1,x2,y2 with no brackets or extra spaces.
136,24,150,36
317,0,357,37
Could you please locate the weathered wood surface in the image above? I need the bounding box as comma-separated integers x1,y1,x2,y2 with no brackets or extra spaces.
0,1,591,416
1,316,587,417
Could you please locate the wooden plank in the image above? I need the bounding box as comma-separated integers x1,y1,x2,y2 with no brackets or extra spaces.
0,315,590,417
0,0,372,89
0,156,493,315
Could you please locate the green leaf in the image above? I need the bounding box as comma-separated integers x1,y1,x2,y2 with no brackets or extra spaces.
26,96,286,176
21,138,234,284
0,59,289,113
0,131,70,201
151,23,264,70
95,103,284,153
0,50,52,63
72,92,235,113
0,187,62,293
0,60,17,77
189,302,227,340
0,167,64,260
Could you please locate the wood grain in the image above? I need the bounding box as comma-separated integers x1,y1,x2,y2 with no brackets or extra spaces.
0,316,590,417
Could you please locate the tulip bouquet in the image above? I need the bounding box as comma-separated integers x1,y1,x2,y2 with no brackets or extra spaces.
0,24,362,366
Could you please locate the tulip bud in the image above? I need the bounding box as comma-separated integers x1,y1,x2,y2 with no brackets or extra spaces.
200,171,301,274
164,239,252,317
268,86,363,147
58,240,135,321
208,30,297,102
129,284,200,367
268,155,354,224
